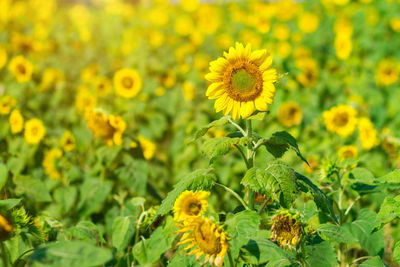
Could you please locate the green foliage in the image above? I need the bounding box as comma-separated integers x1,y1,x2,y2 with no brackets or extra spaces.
393,241,400,265
359,256,386,267
191,116,230,141
377,196,400,224
305,241,337,267
112,216,135,252
377,169,400,183
317,224,356,244
201,137,248,163
13,175,52,203
0,164,8,190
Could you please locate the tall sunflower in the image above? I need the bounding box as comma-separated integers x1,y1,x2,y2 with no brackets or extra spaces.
205,42,277,120
176,217,228,267
173,190,210,221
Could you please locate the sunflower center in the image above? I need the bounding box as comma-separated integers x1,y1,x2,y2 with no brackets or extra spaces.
342,150,354,158
122,77,133,88
224,61,263,102
17,64,26,75
194,221,221,255
31,126,38,135
333,112,349,127
187,202,201,216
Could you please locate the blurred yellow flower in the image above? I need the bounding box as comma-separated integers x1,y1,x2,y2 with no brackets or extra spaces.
182,81,196,101
358,117,379,150
338,145,358,160
0,96,16,115
0,214,13,241
80,63,99,84
9,109,24,134
42,148,63,180
93,76,112,96
173,190,209,221
174,15,194,36
278,102,303,127
298,12,319,33
113,68,142,98
24,118,46,144
0,46,7,69
323,104,358,137
335,34,352,60
40,68,65,91
60,130,76,152
375,59,399,86
205,42,277,120
273,23,290,41
75,87,97,114
390,18,400,32
8,55,33,83
296,58,319,87
138,136,156,160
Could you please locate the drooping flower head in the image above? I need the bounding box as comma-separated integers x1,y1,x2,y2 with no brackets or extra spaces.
173,190,210,221
205,42,277,120
176,217,228,267
271,210,303,250
323,104,357,137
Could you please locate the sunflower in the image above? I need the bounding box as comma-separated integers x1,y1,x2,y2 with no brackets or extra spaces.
375,59,399,87
42,148,63,180
113,68,142,99
278,101,302,127
295,57,319,87
138,136,156,160
75,86,97,114
9,109,24,134
0,46,7,69
271,210,303,250
40,68,65,91
0,95,17,115
173,190,210,221
205,42,277,120
0,214,13,241
358,117,379,150
176,217,228,267
8,55,33,83
60,130,76,152
338,145,358,160
323,104,358,137
24,118,46,145
93,76,112,96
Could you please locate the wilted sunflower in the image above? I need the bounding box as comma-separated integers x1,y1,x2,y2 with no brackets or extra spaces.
173,190,210,221
176,217,228,267
323,104,357,137
205,42,277,120
113,68,142,99
271,210,303,250
8,55,33,83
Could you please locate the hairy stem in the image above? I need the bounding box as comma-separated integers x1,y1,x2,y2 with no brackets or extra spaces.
246,120,255,210
216,183,249,210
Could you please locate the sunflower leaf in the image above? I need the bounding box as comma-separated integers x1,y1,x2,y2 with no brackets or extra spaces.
191,116,230,141
201,137,248,163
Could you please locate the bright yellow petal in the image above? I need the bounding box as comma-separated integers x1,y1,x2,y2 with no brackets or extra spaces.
240,101,254,118
262,68,278,82
255,97,268,111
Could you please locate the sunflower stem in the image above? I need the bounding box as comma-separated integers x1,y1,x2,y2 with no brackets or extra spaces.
227,250,234,267
0,241,8,267
216,183,249,210
245,120,255,210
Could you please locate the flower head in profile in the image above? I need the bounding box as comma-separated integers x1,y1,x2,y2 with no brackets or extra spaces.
113,68,142,99
60,130,76,152
205,42,277,120
0,95,17,115
323,104,357,137
24,118,46,145
9,109,24,134
358,117,379,150
271,210,303,250
173,190,210,221
85,109,126,146
176,217,228,267
278,101,302,127
138,136,156,160
8,55,33,83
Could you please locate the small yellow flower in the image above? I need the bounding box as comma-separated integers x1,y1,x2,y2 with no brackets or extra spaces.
60,130,76,152
182,81,196,101
323,105,358,137
113,68,142,99
0,46,7,69
93,76,112,96
138,136,156,160
390,18,400,32
75,86,97,114
9,109,24,134
358,117,379,150
42,148,63,180
174,15,194,36
278,102,302,127
375,59,399,87
8,55,33,83
173,190,210,221
40,68,65,91
295,58,319,87
298,12,319,33
335,34,352,60
24,118,46,145
338,145,358,160
0,95,17,115
273,23,290,41
175,217,228,267
0,214,13,241
205,42,277,120
80,63,99,84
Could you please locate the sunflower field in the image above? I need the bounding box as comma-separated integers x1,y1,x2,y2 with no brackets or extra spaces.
2,0,400,266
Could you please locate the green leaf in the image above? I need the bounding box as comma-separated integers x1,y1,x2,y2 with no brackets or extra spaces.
167,254,197,267
359,256,386,267
29,241,113,267
264,131,308,164
349,168,375,185
305,241,337,267
201,137,247,163
377,169,400,183
65,221,105,244
225,210,261,258
377,196,400,224
115,155,148,195
0,198,21,210
317,224,356,244
192,116,230,141
130,197,146,207
13,175,51,202
112,216,135,252
240,238,292,266
155,169,216,219
393,240,400,264
295,172,338,223
0,164,8,190
78,178,113,218
247,112,265,120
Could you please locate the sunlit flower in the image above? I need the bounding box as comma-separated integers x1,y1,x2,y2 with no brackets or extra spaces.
205,42,277,120
9,109,24,134
323,105,358,137
0,96,17,115
176,217,228,267
42,148,63,180
173,190,210,221
338,145,358,160
271,210,303,250
60,130,76,152
138,136,156,160
278,102,302,127
298,12,319,33
24,118,46,144
113,68,142,99
8,55,33,83
375,59,399,87
335,34,352,60
358,117,379,150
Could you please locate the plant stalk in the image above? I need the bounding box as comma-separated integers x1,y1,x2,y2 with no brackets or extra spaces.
246,120,255,210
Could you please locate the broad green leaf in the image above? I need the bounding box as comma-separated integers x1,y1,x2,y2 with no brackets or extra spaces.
248,112,266,120
78,178,112,218
296,172,337,223
112,216,135,252
130,197,146,207
359,256,386,267
349,168,375,185
0,199,21,210
305,241,337,267
29,241,113,267
393,240,400,264
7,157,25,176
155,168,216,219
201,137,247,163
377,196,400,224
13,175,51,202
53,187,77,214
115,155,148,195
167,254,197,267
225,210,261,258
65,221,105,245
241,167,279,203
264,131,308,164
377,169,400,183
192,116,230,141
317,224,356,244
240,238,292,266
0,164,8,190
